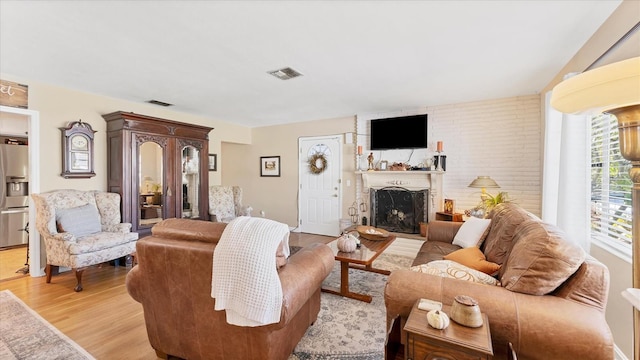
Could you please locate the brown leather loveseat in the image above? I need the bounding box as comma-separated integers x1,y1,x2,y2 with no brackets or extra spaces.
126,218,335,360
384,203,614,360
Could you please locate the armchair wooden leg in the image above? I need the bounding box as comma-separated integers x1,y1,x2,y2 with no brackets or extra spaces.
73,268,85,292
46,264,53,283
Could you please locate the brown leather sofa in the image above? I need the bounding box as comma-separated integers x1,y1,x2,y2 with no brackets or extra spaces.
384,203,614,360
126,218,335,360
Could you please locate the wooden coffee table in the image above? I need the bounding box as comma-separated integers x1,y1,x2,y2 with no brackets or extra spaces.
321,234,396,303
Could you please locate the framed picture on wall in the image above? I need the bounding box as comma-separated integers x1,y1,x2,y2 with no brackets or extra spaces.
260,156,280,177
208,154,217,171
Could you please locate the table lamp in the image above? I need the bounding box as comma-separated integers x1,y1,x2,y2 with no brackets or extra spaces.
468,176,501,200
551,56,639,359
143,176,153,193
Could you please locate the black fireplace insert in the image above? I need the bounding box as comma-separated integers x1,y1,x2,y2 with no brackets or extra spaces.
369,187,428,234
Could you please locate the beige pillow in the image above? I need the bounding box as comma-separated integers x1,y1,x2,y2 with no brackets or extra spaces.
452,217,491,248
410,260,500,286
444,247,501,275
500,220,585,295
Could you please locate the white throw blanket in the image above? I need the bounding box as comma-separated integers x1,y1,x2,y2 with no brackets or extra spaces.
211,216,290,326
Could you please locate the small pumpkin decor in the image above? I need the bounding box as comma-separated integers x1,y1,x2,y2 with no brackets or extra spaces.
336,233,359,253
426,309,450,330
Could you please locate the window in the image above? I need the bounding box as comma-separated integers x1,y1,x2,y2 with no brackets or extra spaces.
590,113,632,252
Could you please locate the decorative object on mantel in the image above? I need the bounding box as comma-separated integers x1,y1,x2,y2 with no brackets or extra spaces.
367,152,374,170
356,145,363,171
356,225,389,241
389,162,410,171
0,79,28,108
59,119,96,179
435,141,445,171
551,56,640,358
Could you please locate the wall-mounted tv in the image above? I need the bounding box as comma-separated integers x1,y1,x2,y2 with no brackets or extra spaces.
370,114,428,150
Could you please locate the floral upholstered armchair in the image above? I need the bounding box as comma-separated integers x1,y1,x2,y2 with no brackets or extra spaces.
208,185,247,222
31,189,138,292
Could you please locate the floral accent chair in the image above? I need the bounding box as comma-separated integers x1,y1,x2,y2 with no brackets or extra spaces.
208,185,246,222
31,189,138,292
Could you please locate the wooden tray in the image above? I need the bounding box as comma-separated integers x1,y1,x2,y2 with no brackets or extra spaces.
356,225,390,241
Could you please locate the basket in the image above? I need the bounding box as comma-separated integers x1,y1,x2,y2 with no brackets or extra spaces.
356,225,390,241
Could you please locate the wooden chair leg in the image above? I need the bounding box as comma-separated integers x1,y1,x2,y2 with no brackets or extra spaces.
73,268,85,292
46,264,53,283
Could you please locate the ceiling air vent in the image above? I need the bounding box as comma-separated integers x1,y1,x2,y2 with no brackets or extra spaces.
147,99,173,107
267,67,303,80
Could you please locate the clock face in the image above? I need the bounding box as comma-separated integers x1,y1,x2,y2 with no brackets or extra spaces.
71,135,88,150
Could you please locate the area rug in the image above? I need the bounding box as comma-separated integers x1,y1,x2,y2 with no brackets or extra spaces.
289,252,413,360
0,290,95,360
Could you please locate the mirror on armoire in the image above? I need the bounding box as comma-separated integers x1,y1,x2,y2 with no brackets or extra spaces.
138,141,164,228
181,145,200,218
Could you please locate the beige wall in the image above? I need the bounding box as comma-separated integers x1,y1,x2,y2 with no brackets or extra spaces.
222,116,355,227
0,75,252,192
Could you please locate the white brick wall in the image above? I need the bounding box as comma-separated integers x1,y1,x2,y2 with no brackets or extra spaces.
355,95,542,217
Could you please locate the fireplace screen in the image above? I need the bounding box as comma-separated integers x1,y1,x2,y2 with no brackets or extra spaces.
370,187,428,234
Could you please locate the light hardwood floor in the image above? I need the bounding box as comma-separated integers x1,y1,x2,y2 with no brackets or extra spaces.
0,232,335,360
0,245,29,281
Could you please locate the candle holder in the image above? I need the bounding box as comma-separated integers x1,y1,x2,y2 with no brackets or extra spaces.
435,152,444,171
356,154,362,171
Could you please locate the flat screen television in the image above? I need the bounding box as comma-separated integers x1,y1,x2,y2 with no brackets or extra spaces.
370,114,428,150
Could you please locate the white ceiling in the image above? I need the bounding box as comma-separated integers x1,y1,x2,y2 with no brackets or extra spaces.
0,1,623,127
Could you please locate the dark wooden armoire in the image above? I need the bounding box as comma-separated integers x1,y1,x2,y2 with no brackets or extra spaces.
103,111,213,237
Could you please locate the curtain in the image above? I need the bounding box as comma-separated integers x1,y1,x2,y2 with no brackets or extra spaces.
542,85,591,251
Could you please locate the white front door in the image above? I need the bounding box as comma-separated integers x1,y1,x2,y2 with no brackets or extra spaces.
299,136,342,236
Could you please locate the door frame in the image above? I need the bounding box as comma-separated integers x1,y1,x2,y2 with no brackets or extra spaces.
0,105,43,277
297,135,343,235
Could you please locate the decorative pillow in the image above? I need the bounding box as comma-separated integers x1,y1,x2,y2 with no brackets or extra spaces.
410,260,500,286
55,203,102,238
452,217,491,248
500,220,586,295
444,247,501,275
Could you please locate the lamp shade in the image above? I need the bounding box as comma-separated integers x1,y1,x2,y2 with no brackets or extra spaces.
550,56,640,114
468,176,500,189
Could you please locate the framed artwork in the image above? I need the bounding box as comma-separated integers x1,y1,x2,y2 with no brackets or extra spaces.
208,154,217,171
260,156,281,177
379,160,388,171
444,198,455,214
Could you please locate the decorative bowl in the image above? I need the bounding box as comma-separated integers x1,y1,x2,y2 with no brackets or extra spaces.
356,225,390,241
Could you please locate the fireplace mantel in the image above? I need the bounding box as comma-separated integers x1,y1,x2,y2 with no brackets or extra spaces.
357,170,444,221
